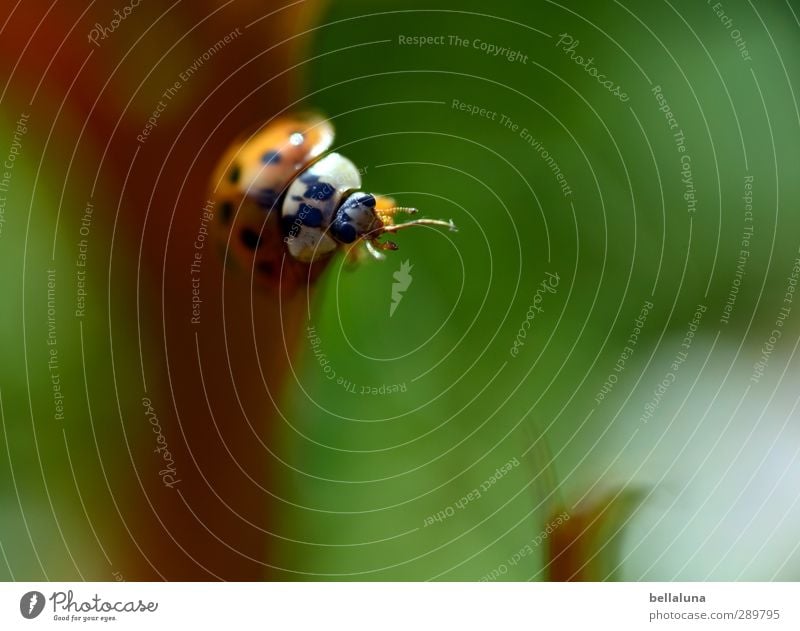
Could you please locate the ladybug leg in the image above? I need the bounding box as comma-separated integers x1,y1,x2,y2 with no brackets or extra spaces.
364,196,456,257
365,238,396,260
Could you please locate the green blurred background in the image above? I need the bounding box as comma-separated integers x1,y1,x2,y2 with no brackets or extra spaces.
1,0,800,581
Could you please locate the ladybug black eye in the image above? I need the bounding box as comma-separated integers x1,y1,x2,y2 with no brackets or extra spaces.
331,220,357,243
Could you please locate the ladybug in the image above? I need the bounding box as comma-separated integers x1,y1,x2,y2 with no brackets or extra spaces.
209,112,455,288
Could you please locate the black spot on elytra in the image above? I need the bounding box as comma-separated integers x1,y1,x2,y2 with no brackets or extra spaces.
261,150,281,165
257,260,274,276
298,203,323,227
218,201,233,223
229,164,240,184
257,188,279,210
299,171,321,184
241,228,261,250
305,181,335,201
281,213,297,236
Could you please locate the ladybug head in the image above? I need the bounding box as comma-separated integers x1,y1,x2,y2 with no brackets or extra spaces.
330,191,456,259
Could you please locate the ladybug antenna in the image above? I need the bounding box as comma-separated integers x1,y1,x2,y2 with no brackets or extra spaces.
364,205,457,255
375,206,457,235
380,216,458,234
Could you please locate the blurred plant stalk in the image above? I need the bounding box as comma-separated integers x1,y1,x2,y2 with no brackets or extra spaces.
0,0,327,580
